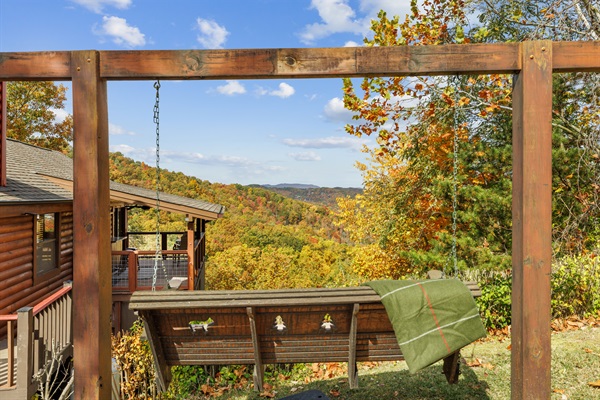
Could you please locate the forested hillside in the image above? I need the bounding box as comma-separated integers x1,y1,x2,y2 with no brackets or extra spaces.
109,152,361,290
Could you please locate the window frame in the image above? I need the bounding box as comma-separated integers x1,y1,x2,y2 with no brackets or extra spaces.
33,212,62,285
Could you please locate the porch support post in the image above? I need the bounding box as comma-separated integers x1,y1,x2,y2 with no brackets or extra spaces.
1,81,6,187
187,218,194,290
71,50,111,400
511,40,553,399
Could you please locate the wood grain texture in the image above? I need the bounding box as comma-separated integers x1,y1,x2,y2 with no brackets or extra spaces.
553,41,600,72
0,51,71,80
511,40,553,400
99,44,521,80
130,285,477,390
71,50,111,400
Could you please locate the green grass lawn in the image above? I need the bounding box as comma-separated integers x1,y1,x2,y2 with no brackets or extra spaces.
215,326,600,400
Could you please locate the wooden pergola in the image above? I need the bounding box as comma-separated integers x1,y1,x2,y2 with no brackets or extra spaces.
1,40,598,399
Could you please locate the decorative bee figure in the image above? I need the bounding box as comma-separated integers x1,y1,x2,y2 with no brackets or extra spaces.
189,317,214,334
273,315,287,333
320,313,335,332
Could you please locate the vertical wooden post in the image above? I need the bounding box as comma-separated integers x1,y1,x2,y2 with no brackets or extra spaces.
16,307,34,398
348,303,360,389
71,50,111,400
0,81,6,187
511,40,553,399
140,311,171,391
199,219,206,290
128,251,138,293
6,319,15,387
247,307,264,392
187,218,194,290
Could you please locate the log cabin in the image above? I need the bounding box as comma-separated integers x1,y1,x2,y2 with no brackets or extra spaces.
0,137,223,396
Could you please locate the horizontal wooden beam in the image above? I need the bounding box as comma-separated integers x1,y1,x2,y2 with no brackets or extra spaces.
2,43,599,81
0,51,71,80
0,201,72,217
553,41,600,73
100,44,521,80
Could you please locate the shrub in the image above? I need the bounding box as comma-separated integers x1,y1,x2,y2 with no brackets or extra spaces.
475,271,512,330
111,319,158,399
163,365,211,399
475,253,600,330
551,254,600,318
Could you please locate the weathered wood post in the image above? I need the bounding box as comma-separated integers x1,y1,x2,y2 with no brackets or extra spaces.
71,50,112,400
511,40,553,399
16,307,35,398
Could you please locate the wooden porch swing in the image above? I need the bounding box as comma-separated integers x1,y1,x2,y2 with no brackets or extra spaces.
2,40,592,399
130,281,482,391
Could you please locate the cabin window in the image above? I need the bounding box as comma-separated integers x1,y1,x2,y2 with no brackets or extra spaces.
35,213,60,276
112,207,127,242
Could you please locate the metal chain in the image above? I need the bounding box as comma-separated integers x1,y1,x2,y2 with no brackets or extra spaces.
450,75,460,277
152,80,168,290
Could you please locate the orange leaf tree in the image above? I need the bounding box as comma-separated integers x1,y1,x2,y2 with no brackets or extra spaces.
340,0,600,281
339,1,514,278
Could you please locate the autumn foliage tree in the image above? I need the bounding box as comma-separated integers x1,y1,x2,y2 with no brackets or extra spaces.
339,0,600,280
6,81,73,153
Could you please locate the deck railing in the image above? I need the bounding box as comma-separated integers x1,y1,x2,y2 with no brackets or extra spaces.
112,231,205,292
111,250,191,292
0,281,73,399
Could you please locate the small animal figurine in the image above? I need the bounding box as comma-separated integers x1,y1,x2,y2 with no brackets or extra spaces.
189,317,214,334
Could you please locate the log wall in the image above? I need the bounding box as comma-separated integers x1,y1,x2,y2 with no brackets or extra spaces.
0,211,74,338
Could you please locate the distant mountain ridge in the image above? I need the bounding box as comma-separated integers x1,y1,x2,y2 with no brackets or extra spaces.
253,184,363,209
260,183,320,189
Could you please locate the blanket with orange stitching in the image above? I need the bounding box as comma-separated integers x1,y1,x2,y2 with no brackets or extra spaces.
364,279,486,373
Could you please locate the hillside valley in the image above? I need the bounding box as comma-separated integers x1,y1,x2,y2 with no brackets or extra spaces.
109,152,362,290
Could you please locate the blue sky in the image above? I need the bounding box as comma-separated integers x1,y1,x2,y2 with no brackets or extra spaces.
0,0,413,188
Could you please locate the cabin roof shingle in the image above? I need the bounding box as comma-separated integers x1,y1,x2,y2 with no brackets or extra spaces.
0,139,224,219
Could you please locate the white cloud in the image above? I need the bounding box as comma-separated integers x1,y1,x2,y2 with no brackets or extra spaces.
289,151,321,161
50,108,70,123
358,0,412,19
283,136,365,150
300,0,412,44
196,18,229,49
255,83,296,98
300,0,363,44
70,0,131,13
109,123,136,136
171,150,287,175
344,40,361,47
255,87,269,96
216,80,246,95
99,16,146,47
269,83,295,98
109,144,136,154
323,97,354,122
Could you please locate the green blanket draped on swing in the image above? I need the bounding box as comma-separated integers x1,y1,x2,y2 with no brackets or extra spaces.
364,279,486,373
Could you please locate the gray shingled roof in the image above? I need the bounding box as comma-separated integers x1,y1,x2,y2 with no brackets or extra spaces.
1,139,224,219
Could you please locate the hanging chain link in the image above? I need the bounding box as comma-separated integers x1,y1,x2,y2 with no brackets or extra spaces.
152,80,168,290
450,75,460,277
